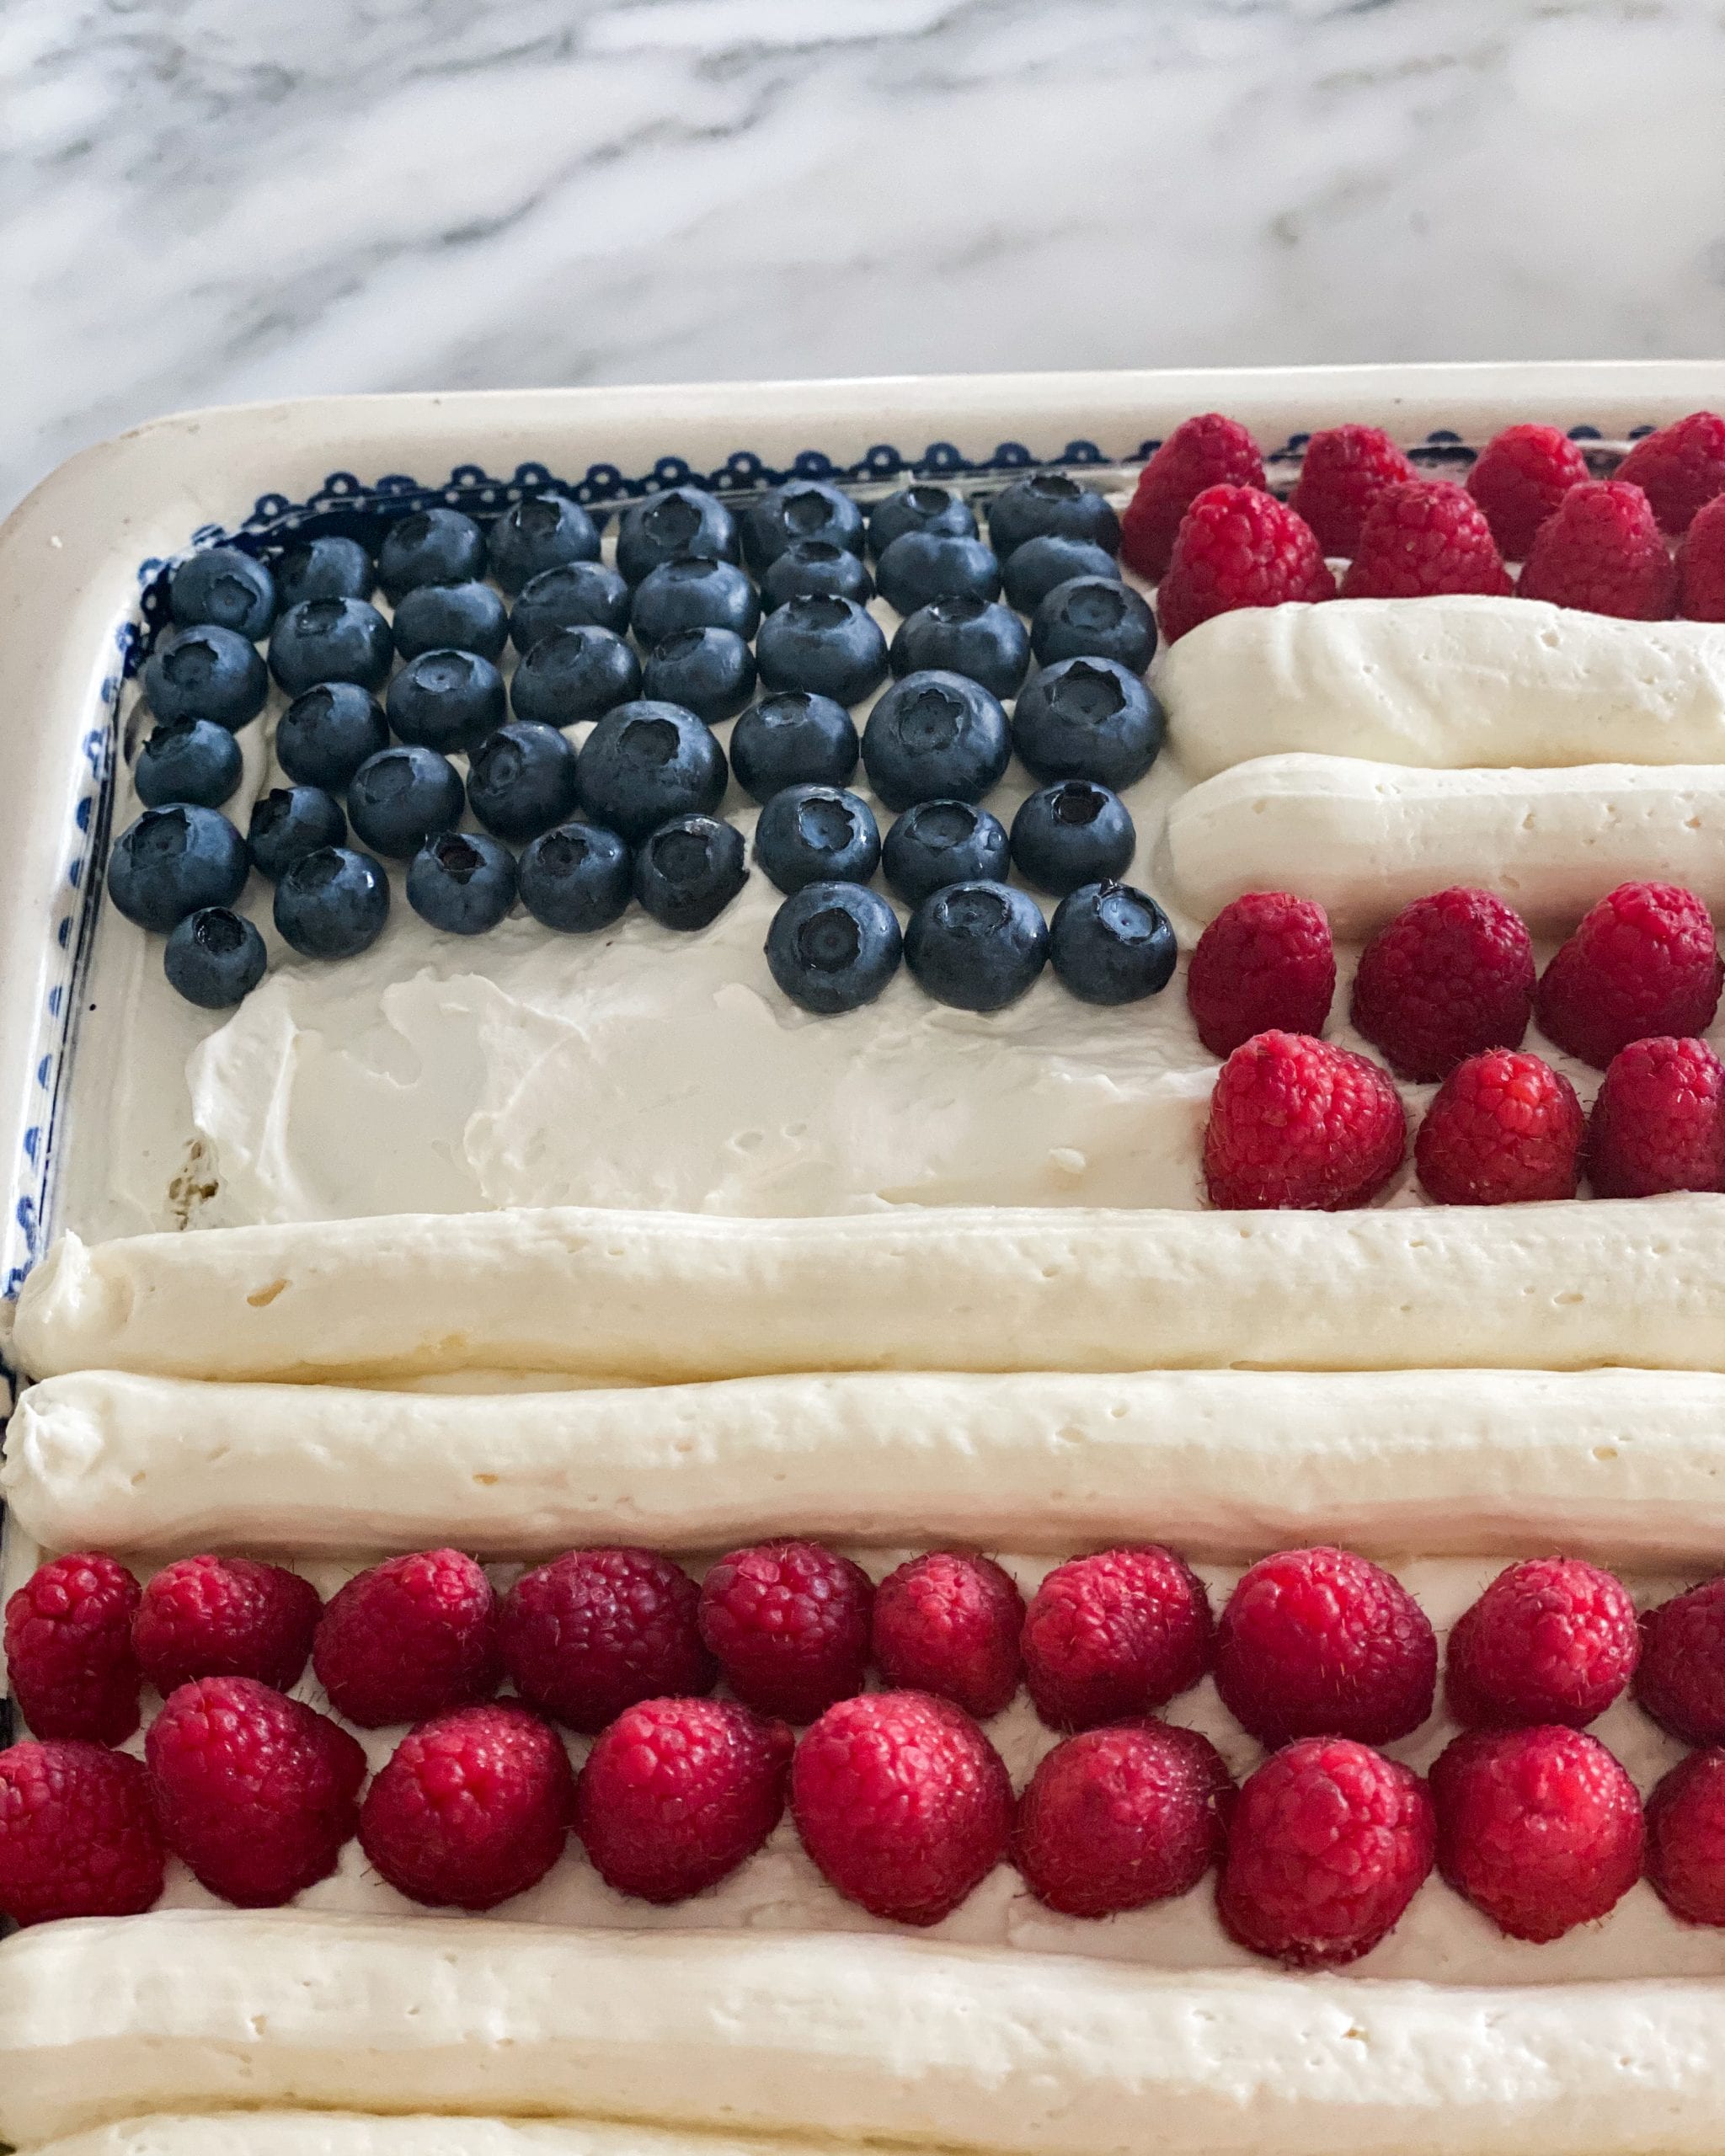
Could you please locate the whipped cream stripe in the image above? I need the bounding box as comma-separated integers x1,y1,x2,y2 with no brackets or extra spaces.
30,2120,854,2156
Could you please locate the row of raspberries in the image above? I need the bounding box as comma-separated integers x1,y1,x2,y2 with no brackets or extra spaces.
1119,410,1725,640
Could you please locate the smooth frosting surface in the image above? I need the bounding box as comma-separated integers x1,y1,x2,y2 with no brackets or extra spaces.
33,2119,867,2156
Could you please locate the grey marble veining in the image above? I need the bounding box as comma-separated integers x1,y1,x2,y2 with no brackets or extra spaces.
5,0,1724,513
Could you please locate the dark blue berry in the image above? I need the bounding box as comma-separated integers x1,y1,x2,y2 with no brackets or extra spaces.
407,831,518,935
487,495,600,595
1049,882,1178,1005
273,845,390,958
1009,782,1135,898
633,814,748,930
108,804,248,932
510,562,632,649
730,692,859,803
630,557,760,644
377,509,486,602
466,723,580,842
134,720,243,809
391,581,509,663
753,785,879,895
874,532,1001,616
766,882,902,1014
881,799,1010,906
760,540,873,613
346,744,465,859
1001,535,1121,615
888,595,1029,700
275,683,390,790
754,595,889,707
274,536,375,610
1031,576,1157,673
386,648,506,755
163,906,267,1008
641,627,756,725
268,598,393,696
1011,656,1166,787
247,784,347,883
987,472,1121,558
740,482,865,572
867,484,977,560
905,881,1048,1011
518,820,633,933
861,670,1010,811
616,488,739,584
143,624,269,728
510,627,640,728
168,547,276,640
577,702,727,843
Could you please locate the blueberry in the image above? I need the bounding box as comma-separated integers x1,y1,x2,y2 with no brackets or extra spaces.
740,482,865,571
753,784,880,895
143,624,269,728
275,535,375,609
407,831,518,936
377,508,486,601
987,472,1122,558
861,670,1011,811
386,648,506,755
577,701,727,843
391,580,509,662
867,484,978,560
518,820,633,933
168,547,276,640
766,882,903,1014
754,595,889,707
616,488,739,585
730,692,859,803
1031,576,1157,673
889,595,1029,700
108,804,248,932
905,881,1048,1011
134,719,243,809
510,626,640,728
247,784,347,883
268,598,393,696
881,799,1010,906
760,540,874,614
275,683,390,790
467,722,580,842
510,562,632,649
631,557,761,644
1001,535,1121,615
641,627,756,725
346,744,465,859
633,814,748,930
1011,656,1166,787
163,906,268,1008
874,532,1001,616
273,845,390,959
487,494,601,595
1009,781,1135,898
1049,881,1178,1005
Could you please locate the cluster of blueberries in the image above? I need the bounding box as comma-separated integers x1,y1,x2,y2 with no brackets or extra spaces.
107,468,1175,1016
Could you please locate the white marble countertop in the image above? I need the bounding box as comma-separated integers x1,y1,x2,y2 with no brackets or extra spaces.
4,0,1723,515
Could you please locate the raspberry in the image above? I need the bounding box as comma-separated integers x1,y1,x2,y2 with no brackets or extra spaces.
360,1700,572,1910
871,1552,1023,1721
1289,424,1417,555
1020,1546,1211,1732
5,1552,142,1746
1646,1750,1725,1925
499,1548,713,1734
1677,492,1725,618
0,1740,164,1926
1156,486,1334,644
574,1695,792,1903
1413,1050,1584,1206
1217,1737,1434,1967
1351,886,1535,1081
1465,424,1590,558
697,1540,873,1724
1535,881,1722,1070
1431,1725,1643,1942
1119,414,1265,580
1215,1546,1436,1748
312,1549,499,1729
1634,1577,1725,1743
1587,1035,1725,1198
1615,411,1725,534
1186,893,1336,1059
1340,481,1512,599
1445,1558,1639,1728
1202,1031,1406,1211
134,1556,321,1697
1518,481,1675,619
147,1675,366,1907
1013,1719,1233,1919
790,1689,1012,1925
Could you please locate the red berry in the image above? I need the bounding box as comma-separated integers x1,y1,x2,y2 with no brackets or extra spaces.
1535,881,1722,1070
1634,1577,1725,1744
1156,486,1335,643
1014,1719,1232,1919
1587,1035,1725,1198
147,1675,366,1908
1351,886,1535,1082
0,1740,164,1926
574,1695,792,1903
1203,1031,1406,1211
1466,424,1590,559
1518,480,1676,619
1445,1558,1639,1728
1677,492,1725,618
1215,1546,1435,1748
1615,411,1725,534
1186,893,1336,1060
360,1700,572,1911
1119,414,1265,580
1020,1546,1211,1732
1414,1050,1584,1206
1646,1749,1725,1925
134,1556,321,1697
697,1540,873,1724
1340,481,1512,599
790,1689,1012,1925
871,1552,1023,1720
1289,424,1417,556
1218,1737,1434,1967
312,1549,499,1729
1431,1725,1642,1942
499,1548,713,1734
5,1552,142,1746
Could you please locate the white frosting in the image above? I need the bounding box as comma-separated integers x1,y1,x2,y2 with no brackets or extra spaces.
33,2119,857,2156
